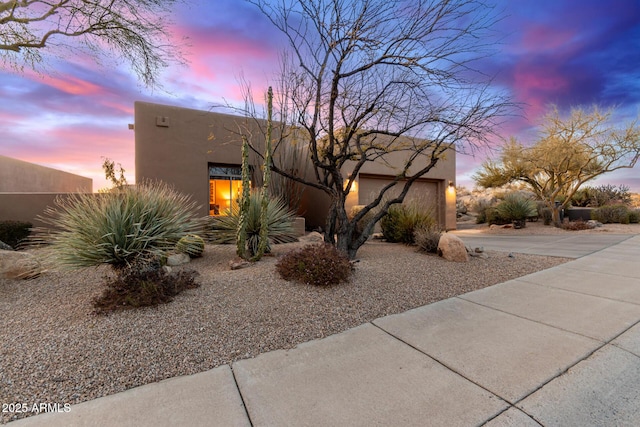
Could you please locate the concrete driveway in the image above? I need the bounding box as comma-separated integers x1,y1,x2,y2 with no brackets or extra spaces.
451,230,635,258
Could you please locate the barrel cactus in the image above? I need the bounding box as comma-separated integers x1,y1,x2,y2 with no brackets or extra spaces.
176,234,205,258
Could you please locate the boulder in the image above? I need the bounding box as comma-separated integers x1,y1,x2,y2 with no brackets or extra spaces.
437,233,469,262
166,253,190,266
299,231,324,243
0,250,43,279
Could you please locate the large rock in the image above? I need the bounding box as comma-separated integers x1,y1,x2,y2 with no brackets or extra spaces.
299,231,324,243
166,252,191,266
0,249,43,279
437,233,469,262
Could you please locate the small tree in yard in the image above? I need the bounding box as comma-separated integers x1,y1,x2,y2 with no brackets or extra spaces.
241,0,512,259
474,106,640,225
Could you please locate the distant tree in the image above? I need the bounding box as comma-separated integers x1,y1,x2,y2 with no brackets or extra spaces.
0,0,185,87
242,0,512,259
101,157,128,191
474,106,640,225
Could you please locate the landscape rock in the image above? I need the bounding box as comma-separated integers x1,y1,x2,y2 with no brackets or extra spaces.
229,259,251,270
0,240,13,251
166,253,190,266
299,231,324,243
0,250,43,279
437,233,469,262
587,220,603,228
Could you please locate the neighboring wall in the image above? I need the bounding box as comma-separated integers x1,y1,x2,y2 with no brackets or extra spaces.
0,193,64,227
0,156,93,225
0,155,92,192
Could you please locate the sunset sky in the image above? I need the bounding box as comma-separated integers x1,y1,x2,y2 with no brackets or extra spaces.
1,0,639,192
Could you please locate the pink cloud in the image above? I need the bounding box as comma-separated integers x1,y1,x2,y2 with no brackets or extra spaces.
21,71,105,96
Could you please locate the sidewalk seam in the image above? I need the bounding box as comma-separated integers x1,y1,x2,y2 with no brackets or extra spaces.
229,365,255,427
369,321,514,411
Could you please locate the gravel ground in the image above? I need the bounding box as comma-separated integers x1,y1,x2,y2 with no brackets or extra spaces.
1,239,573,423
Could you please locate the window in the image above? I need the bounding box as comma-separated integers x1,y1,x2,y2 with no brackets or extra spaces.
209,165,244,216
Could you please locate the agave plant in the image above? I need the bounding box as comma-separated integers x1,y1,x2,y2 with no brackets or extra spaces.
210,190,298,257
38,181,205,269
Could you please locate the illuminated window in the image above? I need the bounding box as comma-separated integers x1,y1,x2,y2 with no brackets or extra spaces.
209,165,244,216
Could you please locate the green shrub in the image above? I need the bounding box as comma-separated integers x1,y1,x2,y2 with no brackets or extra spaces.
629,210,640,224
472,199,493,224
571,184,632,207
541,208,553,225
176,234,205,258
414,223,443,253
380,202,435,244
0,220,32,249
485,206,511,225
495,193,537,223
93,257,199,314
591,204,631,224
39,181,205,269
276,243,352,286
209,190,297,257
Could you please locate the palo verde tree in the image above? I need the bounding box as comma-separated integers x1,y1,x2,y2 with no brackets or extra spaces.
0,0,185,87
474,105,640,225
242,0,511,259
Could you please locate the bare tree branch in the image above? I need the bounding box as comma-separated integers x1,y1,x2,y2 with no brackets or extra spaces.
0,0,186,87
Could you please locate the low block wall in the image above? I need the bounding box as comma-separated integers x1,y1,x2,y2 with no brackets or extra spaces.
0,193,72,227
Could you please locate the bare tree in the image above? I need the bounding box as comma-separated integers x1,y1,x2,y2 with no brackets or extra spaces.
0,0,185,87
474,105,640,225
243,0,512,259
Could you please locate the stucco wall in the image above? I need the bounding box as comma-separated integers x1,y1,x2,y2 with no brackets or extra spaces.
0,193,68,226
0,155,92,193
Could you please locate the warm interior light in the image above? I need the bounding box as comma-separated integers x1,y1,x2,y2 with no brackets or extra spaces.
344,179,358,193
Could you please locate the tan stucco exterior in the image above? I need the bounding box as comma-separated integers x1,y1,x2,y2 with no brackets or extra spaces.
134,101,457,230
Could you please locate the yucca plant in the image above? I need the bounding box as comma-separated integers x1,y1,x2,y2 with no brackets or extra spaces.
38,181,205,269
495,193,537,228
210,190,298,257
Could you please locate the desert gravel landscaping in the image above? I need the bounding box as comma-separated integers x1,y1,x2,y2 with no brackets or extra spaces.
1,228,634,423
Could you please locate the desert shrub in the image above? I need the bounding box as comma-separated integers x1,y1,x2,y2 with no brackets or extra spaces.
472,199,494,224
209,190,297,256
38,181,205,269
380,202,435,244
495,193,537,223
485,206,510,225
571,184,632,207
561,219,591,231
0,220,32,249
276,243,352,286
591,204,631,224
414,223,443,253
176,234,205,258
628,210,640,224
93,257,199,314
540,208,553,225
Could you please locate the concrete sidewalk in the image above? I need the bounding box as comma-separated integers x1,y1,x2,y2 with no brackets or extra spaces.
12,235,640,426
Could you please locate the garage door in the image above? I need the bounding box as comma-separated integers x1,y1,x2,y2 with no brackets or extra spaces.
358,174,441,220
